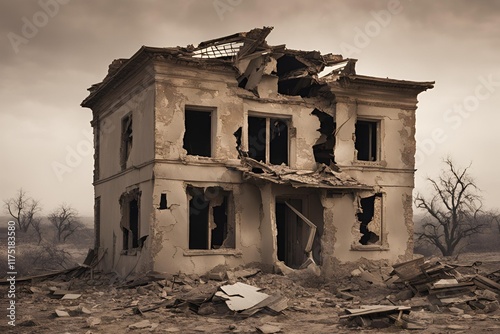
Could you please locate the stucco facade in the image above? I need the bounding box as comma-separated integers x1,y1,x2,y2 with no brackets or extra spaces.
82,27,433,278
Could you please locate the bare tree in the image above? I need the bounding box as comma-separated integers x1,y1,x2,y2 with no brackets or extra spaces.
415,158,490,256
31,216,43,245
48,204,83,243
4,188,42,233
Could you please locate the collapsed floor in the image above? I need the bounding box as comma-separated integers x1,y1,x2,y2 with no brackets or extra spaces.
1,253,499,333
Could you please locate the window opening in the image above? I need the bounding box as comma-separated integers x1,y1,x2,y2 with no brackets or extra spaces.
120,114,133,170
183,109,212,157
357,194,382,245
248,116,288,165
355,120,378,161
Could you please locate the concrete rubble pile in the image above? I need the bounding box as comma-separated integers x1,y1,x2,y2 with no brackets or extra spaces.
3,256,500,332
337,256,500,330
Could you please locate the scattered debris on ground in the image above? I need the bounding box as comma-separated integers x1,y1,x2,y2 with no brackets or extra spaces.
1,253,499,333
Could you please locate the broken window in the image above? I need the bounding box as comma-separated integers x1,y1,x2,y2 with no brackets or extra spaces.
356,194,382,245
183,109,212,157
312,109,336,165
248,116,288,165
355,120,378,161
120,114,133,170
120,189,142,251
187,186,234,250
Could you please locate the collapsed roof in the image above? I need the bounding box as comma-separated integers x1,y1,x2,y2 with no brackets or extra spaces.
82,26,434,107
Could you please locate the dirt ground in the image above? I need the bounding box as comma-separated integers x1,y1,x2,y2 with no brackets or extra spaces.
1,253,499,334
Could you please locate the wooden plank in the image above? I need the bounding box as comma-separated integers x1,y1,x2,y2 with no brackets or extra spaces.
340,305,410,318
474,275,500,291
284,201,317,253
392,258,425,281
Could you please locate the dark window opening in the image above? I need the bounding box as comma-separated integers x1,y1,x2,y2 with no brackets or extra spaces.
188,187,209,249
270,119,288,165
129,199,139,249
248,116,288,165
188,186,234,250
183,109,212,157
120,189,142,251
159,193,168,210
211,196,228,248
355,120,378,161
248,116,266,162
312,109,336,165
357,194,382,245
120,114,133,170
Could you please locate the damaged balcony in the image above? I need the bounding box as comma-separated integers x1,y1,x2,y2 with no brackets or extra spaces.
236,157,371,191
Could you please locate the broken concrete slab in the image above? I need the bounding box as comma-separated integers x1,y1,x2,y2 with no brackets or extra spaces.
256,323,282,333
216,282,269,311
86,316,101,328
61,293,82,300
128,319,154,329
54,309,70,317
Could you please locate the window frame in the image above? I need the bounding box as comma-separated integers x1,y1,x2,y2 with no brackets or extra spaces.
186,186,235,252
183,106,216,158
120,113,133,170
119,189,142,255
351,192,389,251
247,112,290,166
354,118,381,163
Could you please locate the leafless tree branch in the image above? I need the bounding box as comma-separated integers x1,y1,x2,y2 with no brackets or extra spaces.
414,158,488,256
3,188,42,233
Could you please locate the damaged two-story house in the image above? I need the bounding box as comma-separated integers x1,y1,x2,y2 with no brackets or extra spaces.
81,27,433,277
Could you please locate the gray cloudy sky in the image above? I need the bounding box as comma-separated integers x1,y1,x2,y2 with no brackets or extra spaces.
1,0,499,216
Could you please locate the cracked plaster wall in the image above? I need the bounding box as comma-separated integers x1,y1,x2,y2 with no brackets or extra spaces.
154,63,242,162
149,179,264,274
93,73,156,277
319,87,420,265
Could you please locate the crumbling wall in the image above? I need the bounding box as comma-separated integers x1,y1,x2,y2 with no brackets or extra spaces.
97,82,155,179
150,166,264,274
154,62,243,162
91,71,156,276
95,178,154,278
398,109,417,168
332,97,357,166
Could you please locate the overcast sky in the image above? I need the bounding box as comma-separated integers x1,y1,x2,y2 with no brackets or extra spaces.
1,0,499,216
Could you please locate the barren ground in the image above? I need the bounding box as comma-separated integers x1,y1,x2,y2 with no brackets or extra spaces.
1,252,499,334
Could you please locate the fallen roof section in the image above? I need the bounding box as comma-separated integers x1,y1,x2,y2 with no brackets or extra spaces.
236,157,372,191
82,26,434,108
